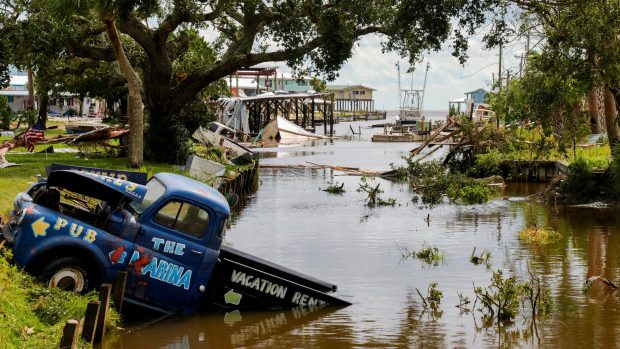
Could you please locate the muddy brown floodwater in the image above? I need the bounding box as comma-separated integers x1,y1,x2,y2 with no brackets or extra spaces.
102,117,620,348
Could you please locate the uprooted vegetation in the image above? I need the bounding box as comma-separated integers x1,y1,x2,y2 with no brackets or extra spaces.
415,282,443,318
392,159,502,207
473,269,554,326
518,225,562,245
470,247,492,267
322,181,346,194
357,177,397,207
398,241,445,266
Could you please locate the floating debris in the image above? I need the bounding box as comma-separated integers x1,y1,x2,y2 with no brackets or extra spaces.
518,225,562,244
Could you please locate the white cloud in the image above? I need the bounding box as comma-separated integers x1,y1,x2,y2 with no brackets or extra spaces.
331,34,506,110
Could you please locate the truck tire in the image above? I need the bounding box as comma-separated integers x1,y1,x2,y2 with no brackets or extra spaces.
39,257,91,293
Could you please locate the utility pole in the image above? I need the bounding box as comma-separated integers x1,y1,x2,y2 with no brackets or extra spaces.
497,42,503,129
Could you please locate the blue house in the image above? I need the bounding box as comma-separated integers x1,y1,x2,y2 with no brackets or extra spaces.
465,88,487,104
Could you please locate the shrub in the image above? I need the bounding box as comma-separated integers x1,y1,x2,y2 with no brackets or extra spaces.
0,96,12,130
470,148,503,177
558,157,596,202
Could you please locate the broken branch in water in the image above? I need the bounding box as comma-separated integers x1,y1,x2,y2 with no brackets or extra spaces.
584,275,619,292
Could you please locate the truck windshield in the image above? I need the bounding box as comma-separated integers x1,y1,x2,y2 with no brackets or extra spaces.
128,178,166,214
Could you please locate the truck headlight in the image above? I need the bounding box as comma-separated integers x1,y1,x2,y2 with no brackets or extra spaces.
13,192,32,214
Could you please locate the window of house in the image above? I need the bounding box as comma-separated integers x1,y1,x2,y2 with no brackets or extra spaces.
154,201,210,239
7,96,13,103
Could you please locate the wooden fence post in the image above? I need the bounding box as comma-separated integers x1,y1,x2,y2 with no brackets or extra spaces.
59,319,79,349
94,283,112,342
113,271,128,312
81,301,100,344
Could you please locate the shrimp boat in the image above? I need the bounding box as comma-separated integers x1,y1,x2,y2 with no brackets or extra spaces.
394,62,430,130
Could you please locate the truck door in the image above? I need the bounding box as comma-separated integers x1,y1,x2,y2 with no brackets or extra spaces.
126,199,213,311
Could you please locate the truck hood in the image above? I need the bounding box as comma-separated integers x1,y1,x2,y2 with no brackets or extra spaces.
47,170,148,203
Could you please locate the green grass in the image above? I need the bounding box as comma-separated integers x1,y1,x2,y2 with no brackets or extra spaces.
0,250,119,348
1,152,188,219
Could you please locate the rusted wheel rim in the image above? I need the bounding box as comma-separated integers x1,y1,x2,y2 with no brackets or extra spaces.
48,268,85,292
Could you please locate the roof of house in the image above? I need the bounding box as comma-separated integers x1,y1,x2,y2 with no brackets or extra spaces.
465,88,487,94
326,84,376,91
0,90,29,96
226,78,266,90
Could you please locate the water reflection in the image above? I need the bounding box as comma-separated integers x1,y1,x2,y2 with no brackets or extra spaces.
102,307,353,349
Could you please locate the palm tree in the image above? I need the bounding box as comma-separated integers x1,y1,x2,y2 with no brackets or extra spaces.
50,0,143,168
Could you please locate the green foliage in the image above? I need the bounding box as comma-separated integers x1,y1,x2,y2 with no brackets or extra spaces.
474,270,523,323
470,249,492,267
399,241,445,266
558,157,596,202
310,77,327,92
0,95,12,130
415,282,443,318
470,148,503,177
357,177,397,207
0,250,119,348
518,225,562,245
474,269,555,324
323,181,345,194
22,109,37,126
393,159,499,206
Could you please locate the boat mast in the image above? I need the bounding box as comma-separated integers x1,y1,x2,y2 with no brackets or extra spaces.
419,62,430,114
396,61,401,109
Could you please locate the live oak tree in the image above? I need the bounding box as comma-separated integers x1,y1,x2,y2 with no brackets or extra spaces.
505,0,620,155
4,0,500,163
70,0,503,162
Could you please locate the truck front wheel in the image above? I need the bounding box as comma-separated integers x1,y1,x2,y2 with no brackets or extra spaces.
39,257,91,293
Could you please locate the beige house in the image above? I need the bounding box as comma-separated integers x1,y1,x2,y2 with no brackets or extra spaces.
326,85,376,112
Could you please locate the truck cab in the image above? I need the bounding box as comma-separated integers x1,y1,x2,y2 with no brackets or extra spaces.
2,170,228,313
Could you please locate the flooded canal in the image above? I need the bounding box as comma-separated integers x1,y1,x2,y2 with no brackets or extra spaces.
104,118,620,348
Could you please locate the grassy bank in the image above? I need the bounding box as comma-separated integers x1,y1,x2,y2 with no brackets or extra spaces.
0,250,119,348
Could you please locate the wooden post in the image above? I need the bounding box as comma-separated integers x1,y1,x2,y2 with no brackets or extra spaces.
330,93,335,135
59,319,79,349
311,97,316,129
94,284,112,342
295,100,299,125
323,99,328,135
302,102,307,128
81,301,101,344
113,271,127,312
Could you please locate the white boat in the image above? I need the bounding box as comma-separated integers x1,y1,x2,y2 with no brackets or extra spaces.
261,116,329,144
395,62,429,127
192,122,253,163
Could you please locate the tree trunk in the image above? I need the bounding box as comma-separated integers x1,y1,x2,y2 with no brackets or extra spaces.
37,89,49,129
604,87,619,153
26,67,35,110
588,86,601,134
104,18,143,168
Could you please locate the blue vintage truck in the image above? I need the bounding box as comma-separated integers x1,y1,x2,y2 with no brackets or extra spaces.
1,166,349,313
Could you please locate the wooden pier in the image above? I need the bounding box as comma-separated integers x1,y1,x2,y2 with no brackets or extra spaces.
211,93,336,136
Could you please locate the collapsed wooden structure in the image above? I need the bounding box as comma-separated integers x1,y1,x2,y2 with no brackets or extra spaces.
408,117,496,164
212,92,336,136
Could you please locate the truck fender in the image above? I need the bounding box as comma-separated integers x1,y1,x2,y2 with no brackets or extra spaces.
24,238,111,284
